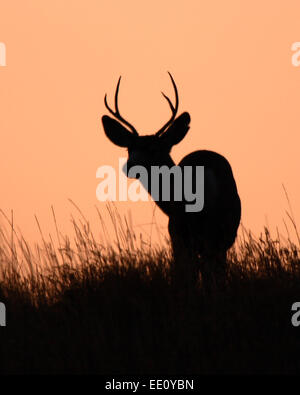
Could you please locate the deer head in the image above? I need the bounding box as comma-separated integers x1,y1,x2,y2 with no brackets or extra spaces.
102,73,191,177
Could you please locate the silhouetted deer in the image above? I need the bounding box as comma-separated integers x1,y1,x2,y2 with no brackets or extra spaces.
102,73,241,288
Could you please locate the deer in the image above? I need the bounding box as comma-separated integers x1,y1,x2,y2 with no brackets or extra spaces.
101,73,241,289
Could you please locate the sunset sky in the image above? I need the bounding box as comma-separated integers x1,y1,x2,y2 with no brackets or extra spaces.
0,0,300,246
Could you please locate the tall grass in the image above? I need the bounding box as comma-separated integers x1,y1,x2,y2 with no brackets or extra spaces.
0,203,300,374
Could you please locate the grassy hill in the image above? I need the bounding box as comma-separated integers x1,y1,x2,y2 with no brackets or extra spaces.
0,206,300,374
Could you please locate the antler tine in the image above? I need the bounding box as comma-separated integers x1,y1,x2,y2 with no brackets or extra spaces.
156,72,179,137
104,76,138,135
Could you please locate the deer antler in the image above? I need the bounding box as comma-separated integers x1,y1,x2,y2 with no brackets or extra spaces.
104,76,139,135
155,72,179,137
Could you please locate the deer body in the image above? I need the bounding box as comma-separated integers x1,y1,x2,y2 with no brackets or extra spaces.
102,73,241,286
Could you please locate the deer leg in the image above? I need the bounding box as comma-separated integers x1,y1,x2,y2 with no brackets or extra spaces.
199,249,227,291
214,250,227,289
168,221,199,290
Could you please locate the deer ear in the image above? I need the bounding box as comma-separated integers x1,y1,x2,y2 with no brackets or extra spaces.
159,112,190,147
102,115,136,147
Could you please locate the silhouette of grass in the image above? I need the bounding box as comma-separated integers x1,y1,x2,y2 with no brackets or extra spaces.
0,203,300,374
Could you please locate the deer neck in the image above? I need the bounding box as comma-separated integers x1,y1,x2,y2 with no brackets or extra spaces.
140,154,182,217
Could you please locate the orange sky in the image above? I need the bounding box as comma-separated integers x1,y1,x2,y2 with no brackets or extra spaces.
0,0,300,246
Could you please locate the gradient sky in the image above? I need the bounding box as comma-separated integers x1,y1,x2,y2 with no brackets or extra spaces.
0,0,300,246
